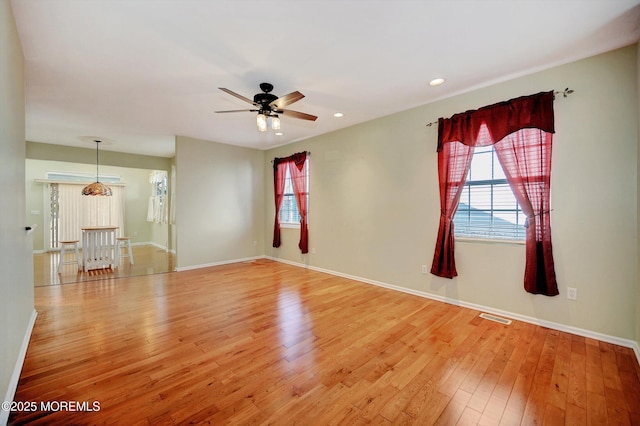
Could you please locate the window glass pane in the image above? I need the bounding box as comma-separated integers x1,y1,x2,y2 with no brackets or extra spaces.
468,184,492,209
469,150,493,181
280,195,299,224
492,150,506,179
492,184,517,208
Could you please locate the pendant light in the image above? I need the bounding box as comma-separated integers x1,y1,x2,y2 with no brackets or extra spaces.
256,113,267,132
271,115,281,130
82,140,112,196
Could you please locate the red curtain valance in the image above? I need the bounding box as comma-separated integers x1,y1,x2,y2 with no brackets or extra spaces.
437,91,555,151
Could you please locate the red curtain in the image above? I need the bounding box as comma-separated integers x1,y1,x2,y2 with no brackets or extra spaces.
272,152,309,253
289,152,309,253
431,91,559,296
494,129,558,295
430,136,473,278
272,158,287,248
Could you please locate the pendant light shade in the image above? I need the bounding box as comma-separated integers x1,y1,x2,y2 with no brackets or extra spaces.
82,140,112,196
82,181,112,196
271,116,281,130
257,113,267,132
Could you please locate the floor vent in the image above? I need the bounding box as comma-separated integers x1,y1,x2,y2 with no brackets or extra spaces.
479,313,512,325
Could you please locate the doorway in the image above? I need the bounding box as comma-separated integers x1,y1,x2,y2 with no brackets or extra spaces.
27,158,175,287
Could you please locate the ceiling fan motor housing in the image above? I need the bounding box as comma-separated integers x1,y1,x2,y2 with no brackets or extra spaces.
254,92,278,110
255,82,278,112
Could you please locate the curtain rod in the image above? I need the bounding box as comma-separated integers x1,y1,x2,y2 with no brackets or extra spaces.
270,151,311,164
425,88,574,127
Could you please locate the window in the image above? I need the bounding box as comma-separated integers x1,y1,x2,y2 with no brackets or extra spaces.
454,145,526,240
45,172,125,249
279,161,309,226
147,171,168,224
47,171,121,183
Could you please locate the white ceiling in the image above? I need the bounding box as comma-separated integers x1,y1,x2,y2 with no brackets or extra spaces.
10,0,640,158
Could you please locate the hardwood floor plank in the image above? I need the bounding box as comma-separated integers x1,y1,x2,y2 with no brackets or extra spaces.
521,330,558,425
600,341,624,391
433,388,472,425
567,350,588,410
547,331,572,410
586,391,607,426
565,402,588,426
9,259,640,425
603,385,632,425
455,406,482,426
543,402,566,425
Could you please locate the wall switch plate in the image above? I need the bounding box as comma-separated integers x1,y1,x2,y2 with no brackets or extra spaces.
421,265,428,274
567,287,577,300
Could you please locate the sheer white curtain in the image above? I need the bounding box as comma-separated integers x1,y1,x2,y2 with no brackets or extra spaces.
146,170,168,224
57,183,125,244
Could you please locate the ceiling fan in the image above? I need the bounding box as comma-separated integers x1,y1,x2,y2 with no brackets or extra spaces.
215,83,317,131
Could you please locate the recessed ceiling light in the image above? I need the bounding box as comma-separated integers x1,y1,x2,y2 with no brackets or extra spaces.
333,112,344,118
429,78,446,86
275,132,283,136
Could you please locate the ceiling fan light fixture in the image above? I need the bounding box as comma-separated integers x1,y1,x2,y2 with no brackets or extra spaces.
82,140,112,196
217,84,318,131
271,116,281,130
257,113,267,132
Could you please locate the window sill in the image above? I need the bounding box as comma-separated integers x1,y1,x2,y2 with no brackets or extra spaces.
456,237,525,246
281,223,300,229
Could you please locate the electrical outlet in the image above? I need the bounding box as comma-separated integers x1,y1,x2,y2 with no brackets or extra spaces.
253,240,257,247
421,265,428,274
567,287,577,300
311,248,316,254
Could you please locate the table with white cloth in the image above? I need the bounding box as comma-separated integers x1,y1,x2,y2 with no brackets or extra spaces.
81,226,118,271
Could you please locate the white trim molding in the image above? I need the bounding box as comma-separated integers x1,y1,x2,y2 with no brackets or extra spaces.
1,309,38,426
174,256,266,272
266,256,640,366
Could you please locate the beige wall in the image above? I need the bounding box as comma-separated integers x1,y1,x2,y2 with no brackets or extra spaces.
0,0,34,417
175,136,265,269
27,141,171,170
266,45,639,341
637,41,640,349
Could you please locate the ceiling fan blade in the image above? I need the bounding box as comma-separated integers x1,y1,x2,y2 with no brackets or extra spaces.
270,91,305,109
214,109,258,113
219,88,257,105
280,109,318,121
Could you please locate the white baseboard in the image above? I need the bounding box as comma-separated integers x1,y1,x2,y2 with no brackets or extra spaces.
1,309,38,426
175,255,266,272
136,241,166,251
266,256,640,366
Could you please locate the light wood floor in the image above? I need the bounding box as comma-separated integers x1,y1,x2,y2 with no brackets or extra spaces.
33,244,175,287
10,259,640,425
